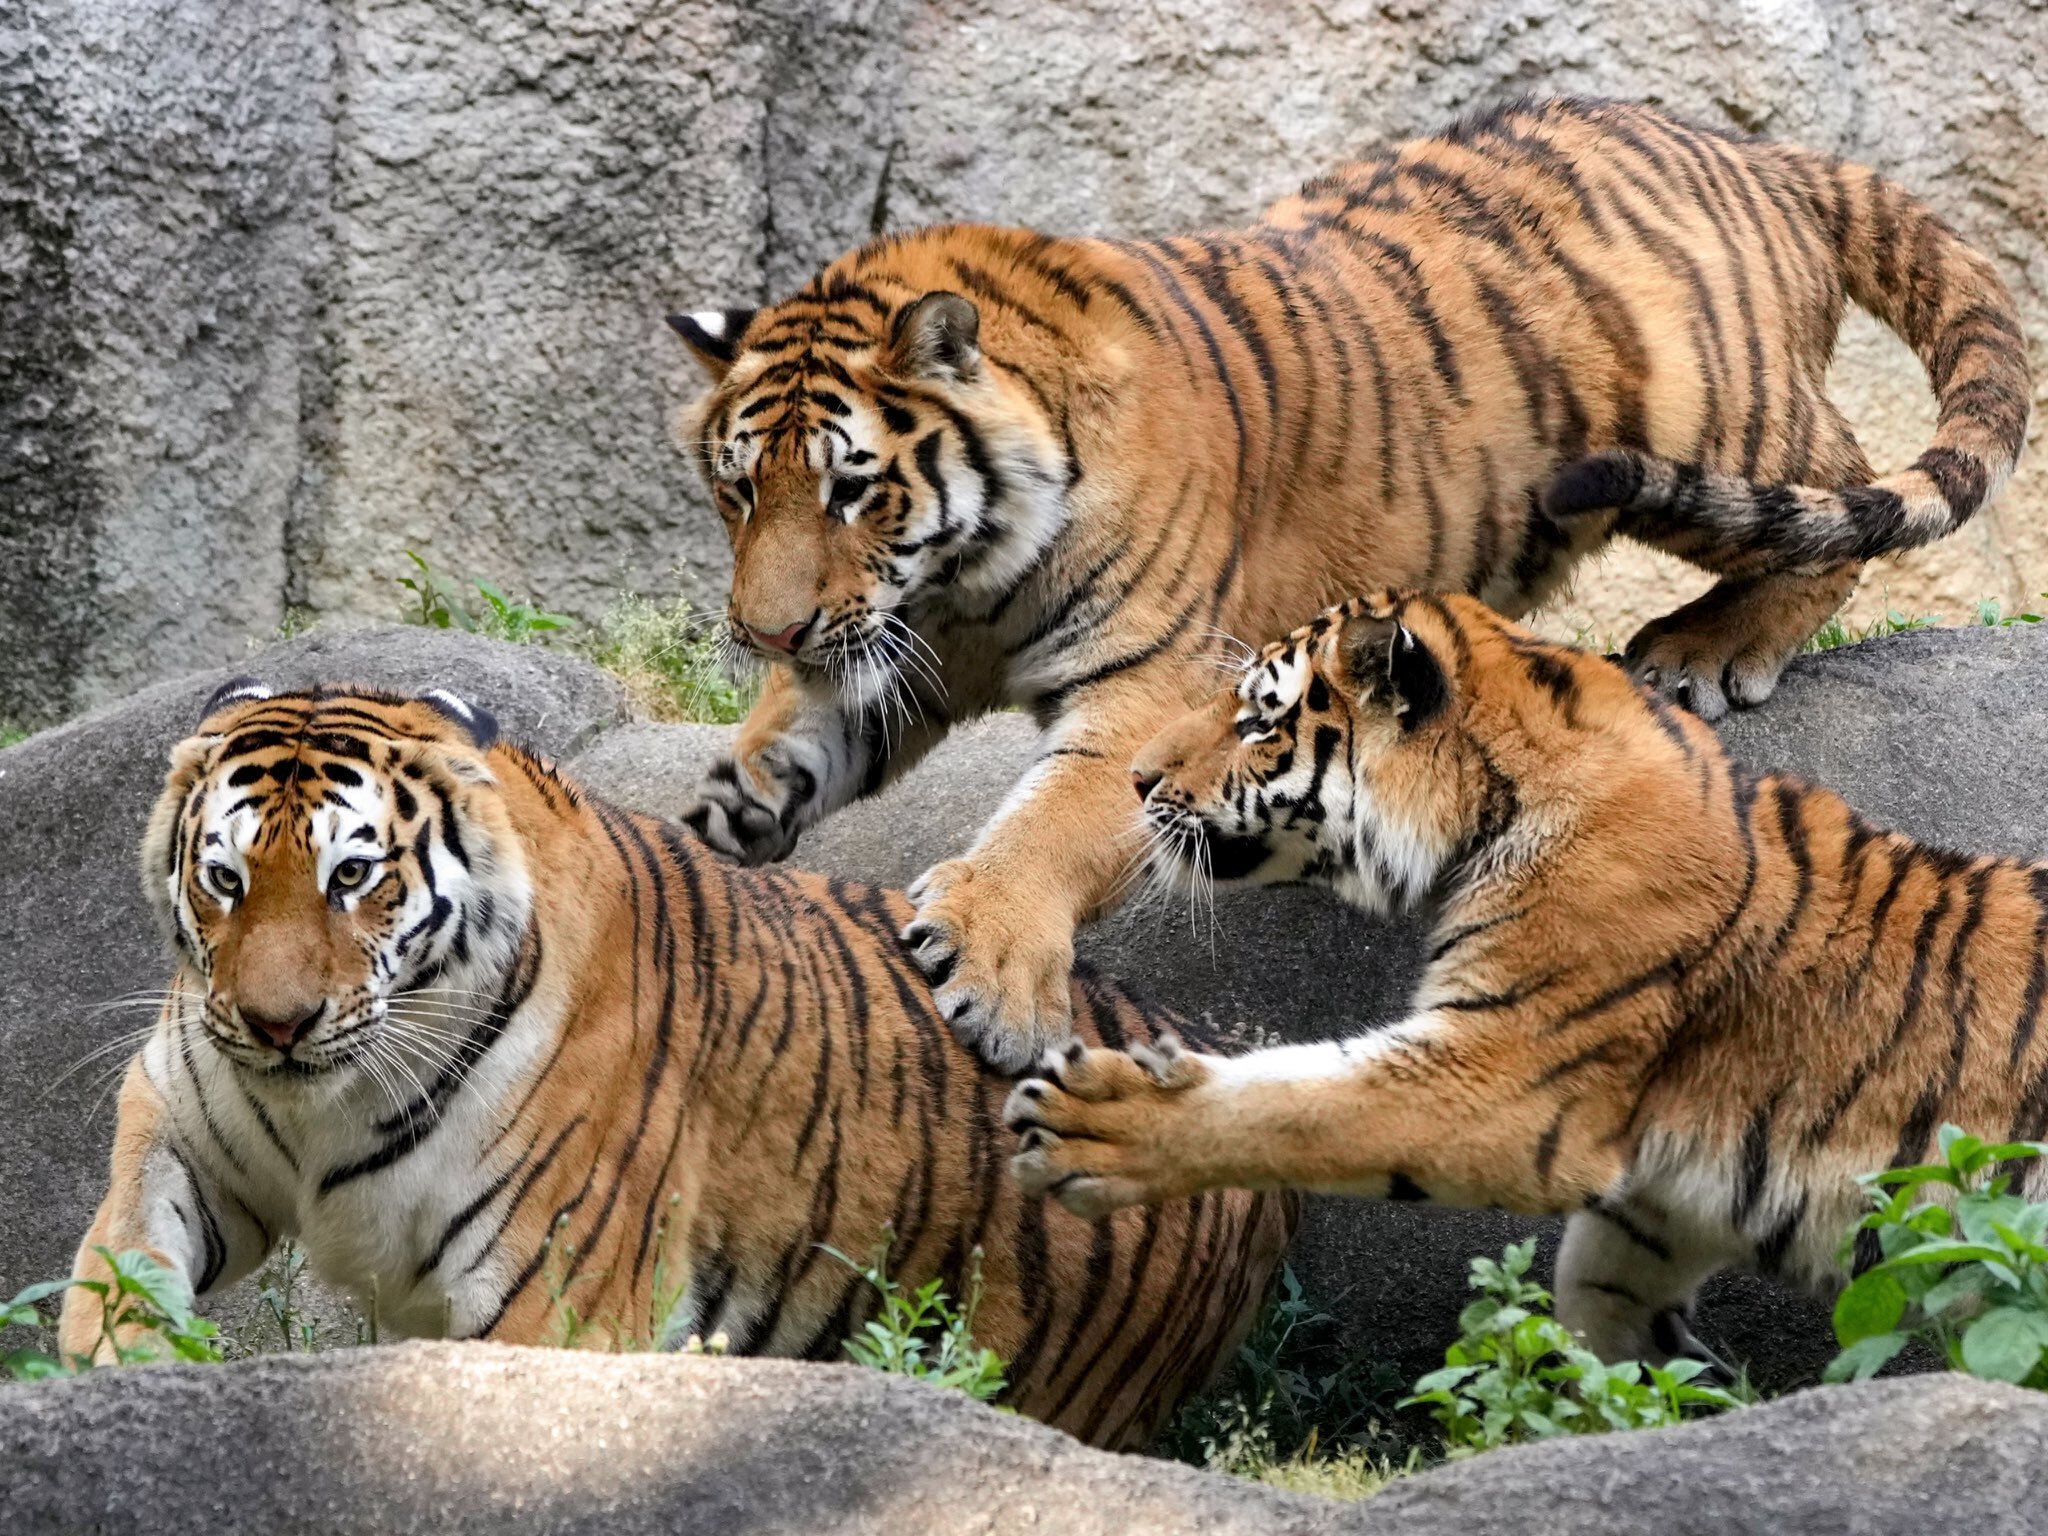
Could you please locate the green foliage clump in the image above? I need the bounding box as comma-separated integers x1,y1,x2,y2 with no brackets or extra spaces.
826,1229,1008,1404
397,552,752,726
1403,1240,1741,1455
0,722,27,750
3,1248,223,1380
1163,1264,1407,1491
1828,1125,2048,1388
1976,596,2045,628
581,591,756,726
398,551,573,642
1804,607,1934,652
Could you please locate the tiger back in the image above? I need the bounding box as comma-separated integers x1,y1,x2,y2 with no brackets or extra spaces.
60,682,1292,1449
1006,590,2048,1368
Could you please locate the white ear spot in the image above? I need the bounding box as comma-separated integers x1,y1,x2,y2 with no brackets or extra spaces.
423,688,475,722
201,676,272,718
690,310,727,339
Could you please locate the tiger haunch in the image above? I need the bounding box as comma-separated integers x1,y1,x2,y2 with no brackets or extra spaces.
670,96,2028,1072
1007,590,2048,1366
61,686,1291,1448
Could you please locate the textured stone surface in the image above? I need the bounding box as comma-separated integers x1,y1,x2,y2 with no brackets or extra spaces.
5,0,2044,713
1,1344,2040,1535
0,627,627,1302
0,0,332,724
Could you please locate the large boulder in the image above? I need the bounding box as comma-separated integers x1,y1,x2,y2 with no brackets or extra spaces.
0,626,628,1302
7,0,2044,714
1,1343,2041,1535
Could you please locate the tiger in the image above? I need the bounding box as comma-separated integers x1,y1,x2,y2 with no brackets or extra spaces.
1002,587,2048,1367
664,94,2030,1077
59,682,1292,1449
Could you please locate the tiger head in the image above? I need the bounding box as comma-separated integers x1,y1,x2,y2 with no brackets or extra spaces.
1130,589,1660,916
669,241,1069,705
143,682,533,1082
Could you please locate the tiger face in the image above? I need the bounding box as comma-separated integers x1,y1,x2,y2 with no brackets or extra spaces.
1130,591,1502,917
143,681,531,1084
671,270,1067,707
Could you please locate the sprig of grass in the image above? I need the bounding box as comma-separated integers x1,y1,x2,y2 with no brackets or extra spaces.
824,1226,1008,1404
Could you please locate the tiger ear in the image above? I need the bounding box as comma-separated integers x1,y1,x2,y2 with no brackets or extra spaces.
666,308,757,380
199,676,271,725
886,292,980,381
419,689,500,752
1347,617,1447,732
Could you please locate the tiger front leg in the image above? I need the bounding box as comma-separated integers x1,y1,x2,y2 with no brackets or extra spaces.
1003,1025,1630,1219
58,1060,268,1364
903,689,1173,1073
684,663,947,864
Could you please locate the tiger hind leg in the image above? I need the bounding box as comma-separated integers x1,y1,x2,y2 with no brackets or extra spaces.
1554,1201,1734,1368
1620,563,1860,721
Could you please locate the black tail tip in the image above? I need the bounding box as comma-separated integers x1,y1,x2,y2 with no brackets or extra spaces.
1543,451,1647,518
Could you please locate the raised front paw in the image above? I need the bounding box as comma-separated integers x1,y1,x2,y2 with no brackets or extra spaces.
1002,1036,1212,1218
902,859,1076,1074
682,753,807,865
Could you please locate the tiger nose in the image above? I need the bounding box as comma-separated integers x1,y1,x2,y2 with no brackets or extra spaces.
747,618,813,655
1131,769,1163,802
241,1001,323,1051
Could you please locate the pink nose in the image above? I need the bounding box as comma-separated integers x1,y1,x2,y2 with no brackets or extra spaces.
748,620,810,655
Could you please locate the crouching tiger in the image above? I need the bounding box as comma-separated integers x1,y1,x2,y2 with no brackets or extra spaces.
1006,589,2048,1364
63,682,1291,1447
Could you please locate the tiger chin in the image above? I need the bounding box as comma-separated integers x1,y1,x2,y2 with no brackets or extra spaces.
61,680,1292,1448
665,96,2028,1078
1004,589,2048,1367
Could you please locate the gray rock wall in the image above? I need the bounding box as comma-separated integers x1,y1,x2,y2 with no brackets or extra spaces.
5,0,2045,721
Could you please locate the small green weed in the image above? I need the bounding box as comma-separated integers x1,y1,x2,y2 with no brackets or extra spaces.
1403,1240,1741,1455
825,1228,1008,1404
1804,607,1934,653
397,551,573,643
0,722,27,750
3,1248,223,1379
582,591,756,726
1827,1124,2048,1388
1976,596,2046,628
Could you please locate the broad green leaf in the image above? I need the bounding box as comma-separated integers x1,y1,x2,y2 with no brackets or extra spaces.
1824,1332,1908,1383
1833,1270,1906,1345
1960,1306,2048,1384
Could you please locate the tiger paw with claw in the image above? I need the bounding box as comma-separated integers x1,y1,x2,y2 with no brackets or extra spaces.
1003,1035,1215,1218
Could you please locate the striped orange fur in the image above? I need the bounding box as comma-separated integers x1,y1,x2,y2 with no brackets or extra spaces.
60,683,1291,1448
1007,589,2048,1366
667,96,2029,1075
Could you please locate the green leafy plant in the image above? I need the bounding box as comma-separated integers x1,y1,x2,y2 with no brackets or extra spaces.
397,551,572,643
0,722,27,750
1403,1240,1741,1455
1827,1124,2048,1388
1977,596,2046,628
1805,607,1934,653
4,1248,223,1379
825,1227,1008,1404
1162,1263,1406,1483
581,590,755,725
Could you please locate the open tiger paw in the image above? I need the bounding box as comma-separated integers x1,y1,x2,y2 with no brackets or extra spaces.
682,751,806,865
902,859,1076,1074
1002,1036,1213,1218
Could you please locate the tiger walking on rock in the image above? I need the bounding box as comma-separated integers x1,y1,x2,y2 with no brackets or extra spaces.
667,95,2029,1075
